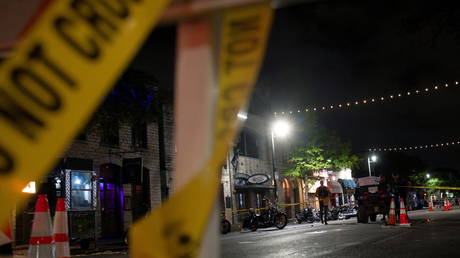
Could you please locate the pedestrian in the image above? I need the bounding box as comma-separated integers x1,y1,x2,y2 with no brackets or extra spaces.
315,180,331,225
378,175,389,221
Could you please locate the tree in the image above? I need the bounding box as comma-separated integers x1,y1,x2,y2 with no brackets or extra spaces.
283,127,359,182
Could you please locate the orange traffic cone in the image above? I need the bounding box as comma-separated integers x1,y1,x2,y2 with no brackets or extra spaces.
443,199,449,211
53,198,70,258
399,198,411,227
28,194,55,258
428,200,433,211
387,198,396,226
0,220,13,257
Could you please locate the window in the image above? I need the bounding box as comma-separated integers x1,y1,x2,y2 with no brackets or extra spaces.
101,120,119,146
71,171,92,210
132,122,148,149
236,130,260,158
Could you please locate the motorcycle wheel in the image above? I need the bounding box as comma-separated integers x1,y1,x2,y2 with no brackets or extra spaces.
295,214,302,224
250,223,258,232
275,213,288,229
338,212,345,220
221,219,231,234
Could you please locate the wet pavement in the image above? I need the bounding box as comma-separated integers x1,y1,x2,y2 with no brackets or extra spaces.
221,208,460,257
12,209,459,257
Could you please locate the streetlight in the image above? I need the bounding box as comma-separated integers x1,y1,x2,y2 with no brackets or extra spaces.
426,173,430,179
271,120,291,200
367,155,377,176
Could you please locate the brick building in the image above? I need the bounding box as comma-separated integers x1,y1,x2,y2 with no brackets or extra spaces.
14,103,174,244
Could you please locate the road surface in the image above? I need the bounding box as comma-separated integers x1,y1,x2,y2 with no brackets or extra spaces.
13,208,459,257
221,208,460,257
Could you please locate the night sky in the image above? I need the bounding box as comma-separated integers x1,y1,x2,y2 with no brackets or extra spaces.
131,0,460,172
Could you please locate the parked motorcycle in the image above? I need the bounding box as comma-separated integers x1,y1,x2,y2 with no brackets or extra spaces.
328,207,340,221
221,217,232,234
295,207,316,224
242,199,288,231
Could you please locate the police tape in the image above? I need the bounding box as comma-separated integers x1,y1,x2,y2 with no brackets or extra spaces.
130,4,273,257
400,185,460,191
0,0,170,226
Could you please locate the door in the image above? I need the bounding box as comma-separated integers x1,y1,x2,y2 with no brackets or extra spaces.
99,182,123,238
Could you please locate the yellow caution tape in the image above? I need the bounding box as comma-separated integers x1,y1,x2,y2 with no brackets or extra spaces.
401,185,460,191
130,4,273,258
0,0,170,224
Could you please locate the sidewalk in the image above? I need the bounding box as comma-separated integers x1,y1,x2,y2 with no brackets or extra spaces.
13,238,127,256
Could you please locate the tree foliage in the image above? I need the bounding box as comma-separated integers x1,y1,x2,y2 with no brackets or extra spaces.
283,127,359,179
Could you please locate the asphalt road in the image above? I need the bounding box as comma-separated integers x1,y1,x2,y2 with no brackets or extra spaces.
221,208,460,258
13,209,457,257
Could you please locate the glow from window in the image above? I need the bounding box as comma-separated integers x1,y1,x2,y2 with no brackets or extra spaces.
22,181,36,194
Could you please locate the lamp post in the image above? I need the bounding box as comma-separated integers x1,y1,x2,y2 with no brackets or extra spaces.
367,155,377,176
270,120,291,201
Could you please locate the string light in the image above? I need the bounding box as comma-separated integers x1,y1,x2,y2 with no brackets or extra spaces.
369,140,460,152
273,81,459,116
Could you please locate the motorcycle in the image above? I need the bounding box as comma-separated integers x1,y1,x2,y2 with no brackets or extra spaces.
242,199,288,231
221,216,232,234
295,207,316,224
328,207,340,221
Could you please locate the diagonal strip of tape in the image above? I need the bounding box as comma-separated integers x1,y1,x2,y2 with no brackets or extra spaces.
400,185,460,191
130,4,273,258
0,0,170,225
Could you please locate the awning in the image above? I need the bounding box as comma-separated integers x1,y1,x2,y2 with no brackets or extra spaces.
328,181,343,194
339,179,357,189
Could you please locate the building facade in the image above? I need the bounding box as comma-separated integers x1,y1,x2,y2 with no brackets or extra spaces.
14,104,174,244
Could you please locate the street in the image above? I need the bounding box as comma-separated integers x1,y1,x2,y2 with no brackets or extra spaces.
221,209,460,257
30,208,460,258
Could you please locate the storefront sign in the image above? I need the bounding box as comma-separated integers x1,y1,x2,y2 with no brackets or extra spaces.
247,174,269,184
234,173,249,179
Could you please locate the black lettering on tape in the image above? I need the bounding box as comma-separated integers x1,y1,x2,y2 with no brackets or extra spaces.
71,0,118,41
29,44,77,88
55,17,100,59
230,16,260,34
228,38,259,55
97,0,130,19
0,145,14,175
0,89,45,140
11,67,62,111
225,60,255,74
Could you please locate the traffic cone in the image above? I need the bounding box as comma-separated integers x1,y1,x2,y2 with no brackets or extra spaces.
0,220,13,257
53,198,70,258
386,198,396,226
398,198,411,227
28,194,55,258
443,199,449,211
428,199,433,211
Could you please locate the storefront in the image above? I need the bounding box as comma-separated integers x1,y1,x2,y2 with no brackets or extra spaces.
233,173,273,222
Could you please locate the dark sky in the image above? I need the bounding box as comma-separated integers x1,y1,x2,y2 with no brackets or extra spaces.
131,0,460,171
253,0,460,171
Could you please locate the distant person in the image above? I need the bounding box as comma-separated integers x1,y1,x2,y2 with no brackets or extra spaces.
315,180,331,225
378,175,389,221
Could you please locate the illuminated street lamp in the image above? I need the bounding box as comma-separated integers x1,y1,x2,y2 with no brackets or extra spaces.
426,173,430,179
367,155,378,176
271,120,291,200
